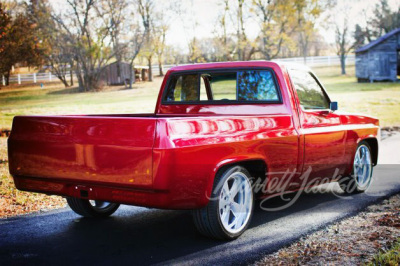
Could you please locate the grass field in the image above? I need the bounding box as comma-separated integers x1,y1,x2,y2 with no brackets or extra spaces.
0,79,161,130
0,64,399,218
315,66,400,127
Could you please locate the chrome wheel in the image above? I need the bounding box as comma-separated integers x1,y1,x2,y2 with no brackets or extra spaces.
89,200,113,211
67,197,120,217
192,166,254,240
353,144,372,190
218,171,253,234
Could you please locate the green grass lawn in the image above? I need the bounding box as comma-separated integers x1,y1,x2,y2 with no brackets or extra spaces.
0,80,161,129
314,65,400,127
0,65,399,129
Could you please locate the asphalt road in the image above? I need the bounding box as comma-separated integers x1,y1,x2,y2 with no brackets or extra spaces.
1,134,400,265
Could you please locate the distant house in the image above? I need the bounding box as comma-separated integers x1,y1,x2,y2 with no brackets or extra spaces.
355,28,400,82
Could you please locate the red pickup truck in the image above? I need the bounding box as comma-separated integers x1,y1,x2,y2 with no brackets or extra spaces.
8,61,379,240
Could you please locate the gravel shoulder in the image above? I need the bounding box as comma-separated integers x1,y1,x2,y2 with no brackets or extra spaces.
255,194,400,265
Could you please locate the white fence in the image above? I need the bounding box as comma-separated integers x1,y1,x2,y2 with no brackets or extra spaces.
4,72,63,85
272,54,355,66
4,55,355,85
158,55,355,75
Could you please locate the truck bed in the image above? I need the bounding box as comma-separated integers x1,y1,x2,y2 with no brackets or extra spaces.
8,115,157,190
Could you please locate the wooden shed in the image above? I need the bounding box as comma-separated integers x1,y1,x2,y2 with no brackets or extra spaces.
102,61,133,85
355,28,400,82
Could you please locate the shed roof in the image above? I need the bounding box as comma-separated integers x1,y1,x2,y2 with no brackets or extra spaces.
356,27,400,53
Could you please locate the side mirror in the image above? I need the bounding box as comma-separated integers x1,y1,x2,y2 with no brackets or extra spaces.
330,101,338,111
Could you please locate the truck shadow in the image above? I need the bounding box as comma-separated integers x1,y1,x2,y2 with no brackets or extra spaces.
0,187,377,265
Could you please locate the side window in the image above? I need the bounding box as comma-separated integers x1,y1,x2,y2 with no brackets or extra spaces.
289,70,330,110
237,70,279,101
204,73,237,100
165,74,198,102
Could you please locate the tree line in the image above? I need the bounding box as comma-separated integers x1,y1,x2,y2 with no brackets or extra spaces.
0,0,399,91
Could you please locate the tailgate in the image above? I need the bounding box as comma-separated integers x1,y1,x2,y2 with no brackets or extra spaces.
8,115,156,188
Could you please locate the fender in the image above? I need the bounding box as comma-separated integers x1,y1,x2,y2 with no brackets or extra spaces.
357,136,379,165
343,136,379,175
203,154,268,205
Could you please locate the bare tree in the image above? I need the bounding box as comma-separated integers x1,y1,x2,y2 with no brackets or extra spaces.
137,0,155,81
28,1,75,87
335,17,354,75
231,0,256,60
154,22,168,76
236,0,247,60
163,45,184,65
213,0,255,61
96,0,130,85
174,1,205,63
135,0,171,79
46,33,75,87
370,0,400,37
252,0,299,60
295,0,328,63
358,0,400,42
152,7,173,76
187,37,207,63
125,25,145,88
214,0,235,61
52,0,118,91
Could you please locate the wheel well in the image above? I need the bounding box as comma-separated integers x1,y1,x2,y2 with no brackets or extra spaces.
363,138,378,166
216,159,267,193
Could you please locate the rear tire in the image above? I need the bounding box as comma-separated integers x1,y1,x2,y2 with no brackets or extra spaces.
339,141,374,194
67,197,120,218
192,166,254,240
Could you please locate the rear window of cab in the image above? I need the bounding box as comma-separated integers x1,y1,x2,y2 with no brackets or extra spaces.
163,69,281,104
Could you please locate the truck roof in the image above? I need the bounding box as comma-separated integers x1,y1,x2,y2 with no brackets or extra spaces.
167,61,279,72
167,60,311,73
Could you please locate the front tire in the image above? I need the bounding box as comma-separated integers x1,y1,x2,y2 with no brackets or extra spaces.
67,197,120,218
192,166,254,240
339,141,374,194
